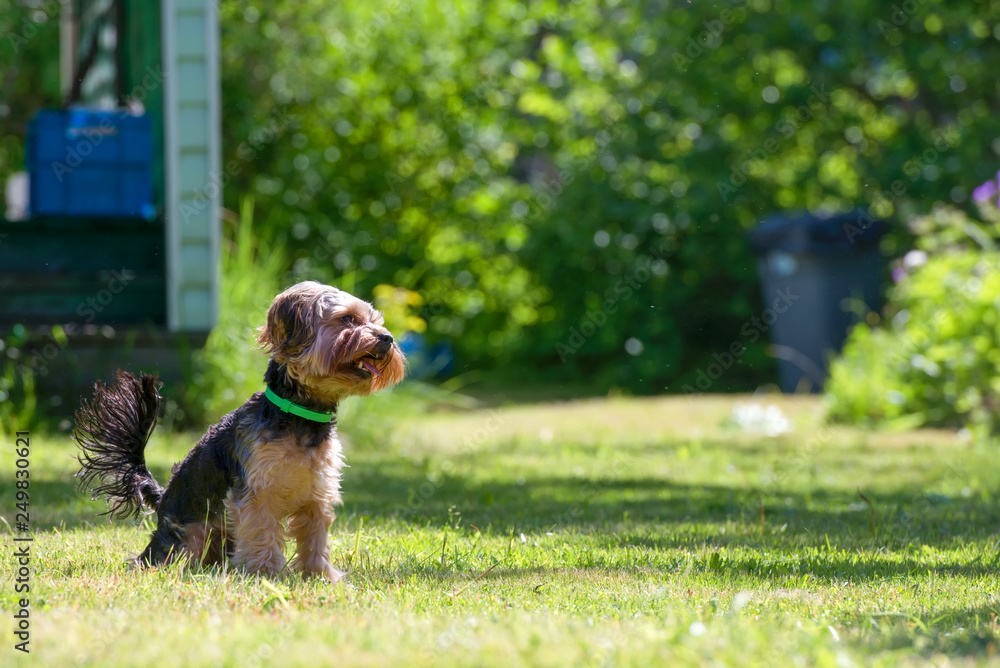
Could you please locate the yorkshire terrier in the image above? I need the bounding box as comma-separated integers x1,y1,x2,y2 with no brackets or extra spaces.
74,281,405,580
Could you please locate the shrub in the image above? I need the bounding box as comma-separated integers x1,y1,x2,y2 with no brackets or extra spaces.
6,1,1000,396
827,186,1000,437
216,0,1000,394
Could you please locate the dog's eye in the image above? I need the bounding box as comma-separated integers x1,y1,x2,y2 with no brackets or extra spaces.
341,315,356,325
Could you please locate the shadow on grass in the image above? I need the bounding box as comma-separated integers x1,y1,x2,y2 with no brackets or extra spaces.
0,465,175,532
688,552,1000,583
8,460,1000,559
842,601,1000,661
343,465,1000,551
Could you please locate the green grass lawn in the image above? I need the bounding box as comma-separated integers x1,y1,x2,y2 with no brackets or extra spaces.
3,394,1000,667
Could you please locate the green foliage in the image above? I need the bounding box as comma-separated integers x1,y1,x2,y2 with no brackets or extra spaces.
0,358,36,434
0,1,62,186
5,1,1000,395
215,0,1000,393
827,206,1000,437
0,322,67,433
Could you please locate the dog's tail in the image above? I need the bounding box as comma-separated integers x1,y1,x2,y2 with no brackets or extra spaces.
74,371,165,521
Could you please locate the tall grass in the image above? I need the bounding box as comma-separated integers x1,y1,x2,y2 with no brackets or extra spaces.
0,362,36,434
179,197,287,426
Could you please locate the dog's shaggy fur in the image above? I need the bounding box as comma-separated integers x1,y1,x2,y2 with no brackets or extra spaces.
74,281,405,580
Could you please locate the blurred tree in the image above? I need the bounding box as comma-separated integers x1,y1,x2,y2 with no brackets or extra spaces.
5,0,1000,395
216,0,1000,394
0,1,62,190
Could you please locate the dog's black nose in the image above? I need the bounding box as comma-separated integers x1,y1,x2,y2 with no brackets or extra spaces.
375,332,394,356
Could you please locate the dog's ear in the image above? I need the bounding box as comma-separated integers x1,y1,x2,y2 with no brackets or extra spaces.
257,283,321,358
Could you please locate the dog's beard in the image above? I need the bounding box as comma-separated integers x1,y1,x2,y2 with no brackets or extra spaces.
286,325,405,400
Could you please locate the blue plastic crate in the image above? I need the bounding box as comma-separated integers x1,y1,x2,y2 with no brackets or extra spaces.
26,109,154,219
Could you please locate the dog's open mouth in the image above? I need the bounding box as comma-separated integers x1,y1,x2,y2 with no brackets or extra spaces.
354,353,383,378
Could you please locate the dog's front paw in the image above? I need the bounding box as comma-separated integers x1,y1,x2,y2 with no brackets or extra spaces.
297,557,345,582
239,551,286,577
296,554,345,581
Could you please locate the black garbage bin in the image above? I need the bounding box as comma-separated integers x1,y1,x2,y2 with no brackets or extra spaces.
748,209,888,393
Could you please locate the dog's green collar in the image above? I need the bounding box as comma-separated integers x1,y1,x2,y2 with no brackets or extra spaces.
263,386,334,423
